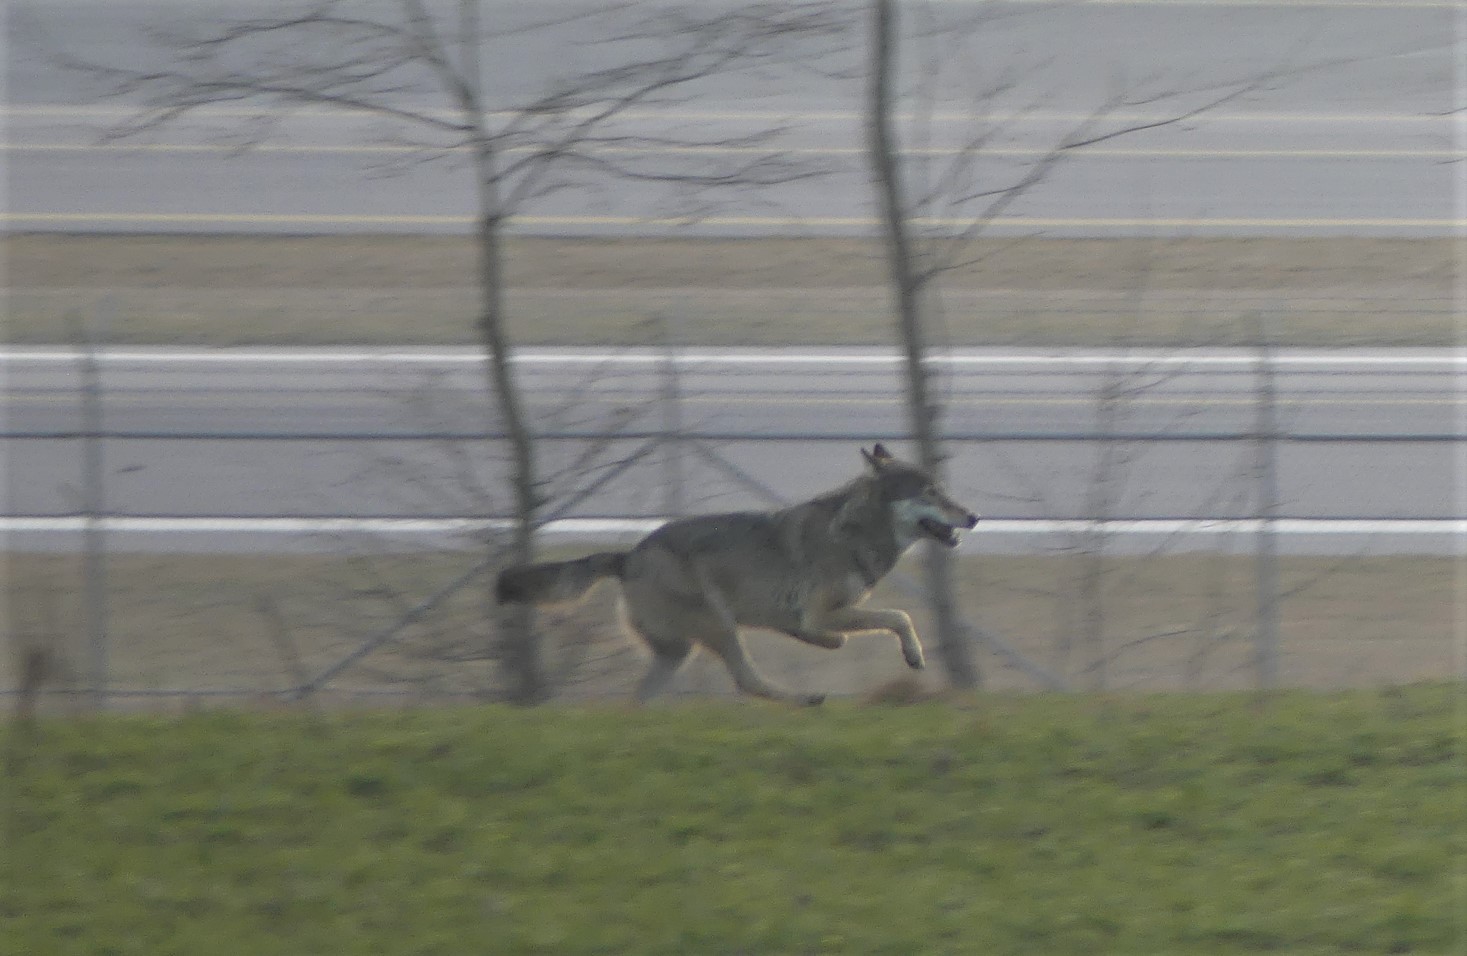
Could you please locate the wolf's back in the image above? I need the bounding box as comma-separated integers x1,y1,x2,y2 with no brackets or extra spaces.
495,552,627,605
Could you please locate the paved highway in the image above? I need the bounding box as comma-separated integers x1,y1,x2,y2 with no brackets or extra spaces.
5,0,1461,553
5,347,1460,440
6,0,1459,236
4,349,1459,556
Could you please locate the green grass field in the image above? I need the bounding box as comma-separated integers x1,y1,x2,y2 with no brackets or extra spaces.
4,686,1462,955
5,232,1461,952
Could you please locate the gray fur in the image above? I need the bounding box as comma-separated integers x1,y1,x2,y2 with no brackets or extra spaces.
495,444,978,705
494,552,626,605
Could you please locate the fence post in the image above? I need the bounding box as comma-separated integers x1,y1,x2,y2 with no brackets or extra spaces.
1253,310,1280,690
657,312,686,519
76,300,114,710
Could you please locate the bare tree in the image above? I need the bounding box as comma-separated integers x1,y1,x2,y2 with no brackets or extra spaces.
862,0,1307,690
68,0,843,703
298,348,667,700
866,0,975,686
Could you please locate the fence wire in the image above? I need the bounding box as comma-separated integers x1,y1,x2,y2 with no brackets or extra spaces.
3,319,1460,710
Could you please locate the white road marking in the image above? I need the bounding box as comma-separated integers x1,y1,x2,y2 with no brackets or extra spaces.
3,106,1453,124
2,516,1462,540
1,347,1461,368
9,142,1457,160
4,212,1461,230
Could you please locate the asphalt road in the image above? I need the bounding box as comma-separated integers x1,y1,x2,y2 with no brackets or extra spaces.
4,0,1460,553
6,347,1460,440
4,349,1458,548
6,0,1458,236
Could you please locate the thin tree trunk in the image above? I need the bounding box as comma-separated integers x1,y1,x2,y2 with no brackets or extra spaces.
462,0,545,704
476,183,546,705
865,0,979,689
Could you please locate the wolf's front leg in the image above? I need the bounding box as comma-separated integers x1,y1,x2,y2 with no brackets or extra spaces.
805,606,924,670
788,629,847,650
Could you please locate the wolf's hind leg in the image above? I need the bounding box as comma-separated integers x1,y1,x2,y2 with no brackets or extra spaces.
624,612,693,704
635,644,691,703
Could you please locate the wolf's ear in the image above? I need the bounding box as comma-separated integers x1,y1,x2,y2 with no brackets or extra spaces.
862,443,894,471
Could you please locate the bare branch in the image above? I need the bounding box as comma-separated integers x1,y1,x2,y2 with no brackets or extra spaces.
49,0,856,704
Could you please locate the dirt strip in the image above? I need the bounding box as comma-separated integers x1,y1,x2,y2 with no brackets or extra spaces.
5,234,1455,346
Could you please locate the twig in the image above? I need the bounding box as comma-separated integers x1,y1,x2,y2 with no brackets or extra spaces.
255,595,326,724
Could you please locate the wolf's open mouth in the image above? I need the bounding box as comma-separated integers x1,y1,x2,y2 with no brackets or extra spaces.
919,518,961,548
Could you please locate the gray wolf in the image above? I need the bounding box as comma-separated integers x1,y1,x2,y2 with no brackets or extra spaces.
495,444,979,706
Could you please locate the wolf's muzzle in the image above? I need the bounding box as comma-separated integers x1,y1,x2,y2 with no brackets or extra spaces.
920,511,979,548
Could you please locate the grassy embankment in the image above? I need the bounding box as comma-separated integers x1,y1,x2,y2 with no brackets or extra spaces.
3,685,1462,955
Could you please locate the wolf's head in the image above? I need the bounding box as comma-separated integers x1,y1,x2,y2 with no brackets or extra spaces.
861,444,979,549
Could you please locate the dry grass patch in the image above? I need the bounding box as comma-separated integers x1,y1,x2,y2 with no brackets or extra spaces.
4,551,1451,709
5,234,1452,346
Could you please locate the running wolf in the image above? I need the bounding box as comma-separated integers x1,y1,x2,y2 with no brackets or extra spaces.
495,444,979,705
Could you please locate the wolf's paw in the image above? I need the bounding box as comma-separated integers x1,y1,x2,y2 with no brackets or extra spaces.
902,646,926,670
802,693,827,707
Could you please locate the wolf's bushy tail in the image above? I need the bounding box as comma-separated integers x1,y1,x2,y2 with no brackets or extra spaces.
495,552,627,605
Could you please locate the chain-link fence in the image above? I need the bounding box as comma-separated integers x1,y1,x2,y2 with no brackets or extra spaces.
4,321,1457,712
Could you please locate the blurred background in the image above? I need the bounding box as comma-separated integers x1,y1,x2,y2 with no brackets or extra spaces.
4,0,1459,708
